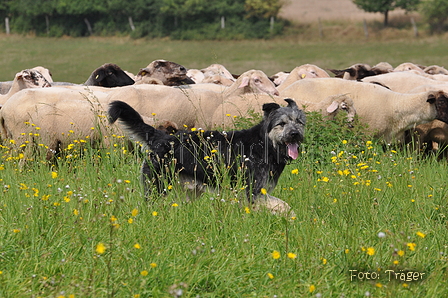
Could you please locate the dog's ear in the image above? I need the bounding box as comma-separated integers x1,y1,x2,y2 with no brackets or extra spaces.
284,98,298,109
262,102,281,117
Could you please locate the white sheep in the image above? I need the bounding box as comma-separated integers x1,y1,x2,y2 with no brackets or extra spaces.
361,71,446,93
423,65,448,75
105,69,279,129
280,78,448,143
270,71,290,86
31,66,53,83
277,64,330,92
394,62,425,73
210,93,356,129
177,69,279,96
186,69,205,83
0,69,279,157
0,87,113,157
0,67,52,95
201,63,236,82
0,69,51,106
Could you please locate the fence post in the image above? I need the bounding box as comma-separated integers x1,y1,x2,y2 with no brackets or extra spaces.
270,16,274,31
221,16,225,29
84,18,93,35
363,19,369,39
45,15,50,36
128,16,135,31
5,17,10,35
411,17,418,37
318,17,323,38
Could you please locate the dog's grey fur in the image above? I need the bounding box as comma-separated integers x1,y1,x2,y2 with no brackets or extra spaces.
108,98,305,215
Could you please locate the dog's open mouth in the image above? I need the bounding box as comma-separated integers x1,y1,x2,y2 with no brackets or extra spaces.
286,142,299,160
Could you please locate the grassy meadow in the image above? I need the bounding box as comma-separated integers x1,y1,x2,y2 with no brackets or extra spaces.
1,34,448,297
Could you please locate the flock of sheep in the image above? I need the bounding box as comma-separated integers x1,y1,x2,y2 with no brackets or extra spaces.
1,59,448,159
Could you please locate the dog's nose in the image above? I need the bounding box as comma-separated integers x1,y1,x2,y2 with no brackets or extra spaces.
289,131,301,138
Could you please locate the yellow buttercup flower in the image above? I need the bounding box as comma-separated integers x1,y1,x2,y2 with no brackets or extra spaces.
407,243,416,251
140,270,148,276
416,231,426,238
287,252,297,259
96,242,106,254
271,250,280,259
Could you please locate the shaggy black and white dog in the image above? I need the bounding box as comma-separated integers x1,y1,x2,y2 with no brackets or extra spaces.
108,98,305,215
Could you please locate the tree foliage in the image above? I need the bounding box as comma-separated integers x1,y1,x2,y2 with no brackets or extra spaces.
245,0,283,18
0,0,286,39
353,0,421,26
421,0,448,33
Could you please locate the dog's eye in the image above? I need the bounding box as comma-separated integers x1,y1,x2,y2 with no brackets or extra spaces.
278,122,286,127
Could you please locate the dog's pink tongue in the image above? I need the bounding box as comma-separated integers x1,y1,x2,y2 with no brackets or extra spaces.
287,143,299,159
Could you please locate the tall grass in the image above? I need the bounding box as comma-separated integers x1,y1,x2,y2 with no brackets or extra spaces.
1,110,447,297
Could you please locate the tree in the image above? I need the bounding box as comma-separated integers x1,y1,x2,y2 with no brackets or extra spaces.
421,0,448,33
352,0,421,26
244,0,284,19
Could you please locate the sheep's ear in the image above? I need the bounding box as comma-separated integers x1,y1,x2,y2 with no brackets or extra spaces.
238,77,250,88
326,101,339,113
262,102,280,118
426,93,436,104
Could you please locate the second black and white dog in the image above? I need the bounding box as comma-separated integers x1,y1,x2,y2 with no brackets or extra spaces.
108,98,305,215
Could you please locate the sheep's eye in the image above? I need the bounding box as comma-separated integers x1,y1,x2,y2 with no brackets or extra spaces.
254,78,260,83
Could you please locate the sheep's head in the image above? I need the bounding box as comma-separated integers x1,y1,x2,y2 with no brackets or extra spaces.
201,64,236,82
424,65,448,75
17,69,52,89
144,60,191,85
294,64,330,79
431,91,448,124
237,70,279,96
87,63,134,87
329,63,375,80
325,94,356,123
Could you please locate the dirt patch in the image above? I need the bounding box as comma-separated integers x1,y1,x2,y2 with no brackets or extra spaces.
279,0,410,23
